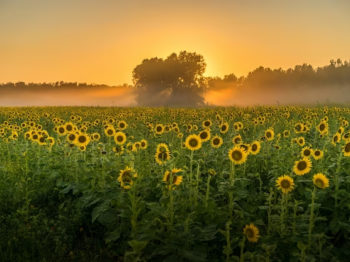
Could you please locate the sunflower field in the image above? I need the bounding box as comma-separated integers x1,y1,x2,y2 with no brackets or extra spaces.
0,106,350,261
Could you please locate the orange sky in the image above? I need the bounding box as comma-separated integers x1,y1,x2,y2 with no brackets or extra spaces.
1,0,350,85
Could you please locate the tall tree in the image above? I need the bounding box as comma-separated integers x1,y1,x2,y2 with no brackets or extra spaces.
132,51,207,106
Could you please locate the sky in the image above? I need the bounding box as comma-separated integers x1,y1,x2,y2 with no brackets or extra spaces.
1,0,350,85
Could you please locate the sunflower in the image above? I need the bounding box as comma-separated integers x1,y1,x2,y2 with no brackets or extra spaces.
104,125,115,137
296,136,305,146
118,166,137,189
240,144,250,153
38,136,46,145
156,143,169,153
337,126,345,135
47,137,55,146
317,121,328,134
243,224,260,243
185,134,202,151
228,146,248,165
64,122,75,133
155,144,171,165
250,141,261,155
67,133,77,144
163,168,183,188
199,129,211,142
154,124,164,135
265,128,275,141
220,122,229,134
301,146,313,158
211,135,223,148
114,131,127,145
113,145,124,155
312,149,324,160
313,173,329,189
343,132,350,141
140,139,148,149
57,125,66,136
232,134,242,144
31,133,39,141
117,120,128,130
283,130,290,138
24,131,31,140
276,175,295,194
293,157,312,175
332,133,341,145
92,132,100,141
294,123,304,133
202,119,212,129
343,142,350,157
75,133,90,147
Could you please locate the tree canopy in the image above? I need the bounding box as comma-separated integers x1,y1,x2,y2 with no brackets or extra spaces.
132,51,207,106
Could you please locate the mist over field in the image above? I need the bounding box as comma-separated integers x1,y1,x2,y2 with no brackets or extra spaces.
0,85,136,107
1,84,350,107
1,58,350,107
205,84,350,106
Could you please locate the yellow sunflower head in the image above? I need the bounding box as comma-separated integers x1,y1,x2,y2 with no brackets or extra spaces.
104,125,115,137
293,157,312,176
220,122,229,134
313,173,329,189
75,132,90,147
163,168,183,189
265,128,275,141
332,133,341,145
202,119,212,129
118,166,137,189
117,120,128,130
140,139,148,149
243,224,260,243
185,134,202,151
232,134,242,145
114,131,127,145
343,142,350,157
312,149,324,160
296,136,305,146
301,146,313,158
155,149,171,165
199,129,211,142
276,175,295,194
228,146,248,165
154,124,164,135
250,141,261,155
211,135,223,148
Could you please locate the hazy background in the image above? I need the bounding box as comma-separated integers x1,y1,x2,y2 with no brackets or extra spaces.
0,0,350,106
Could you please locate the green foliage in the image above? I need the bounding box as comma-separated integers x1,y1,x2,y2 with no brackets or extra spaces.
0,106,349,261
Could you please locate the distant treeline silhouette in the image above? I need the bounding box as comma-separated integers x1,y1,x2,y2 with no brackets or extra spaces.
1,55,350,106
2,58,349,91
0,81,131,89
207,58,350,89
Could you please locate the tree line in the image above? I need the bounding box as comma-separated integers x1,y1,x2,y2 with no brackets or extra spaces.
1,51,349,106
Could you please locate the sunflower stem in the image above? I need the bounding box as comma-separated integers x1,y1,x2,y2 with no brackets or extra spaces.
292,200,299,235
189,150,194,206
280,193,286,235
194,162,200,207
223,221,232,262
267,188,273,236
308,186,317,248
228,162,235,219
205,175,212,209
334,150,343,209
168,171,174,227
239,236,246,262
